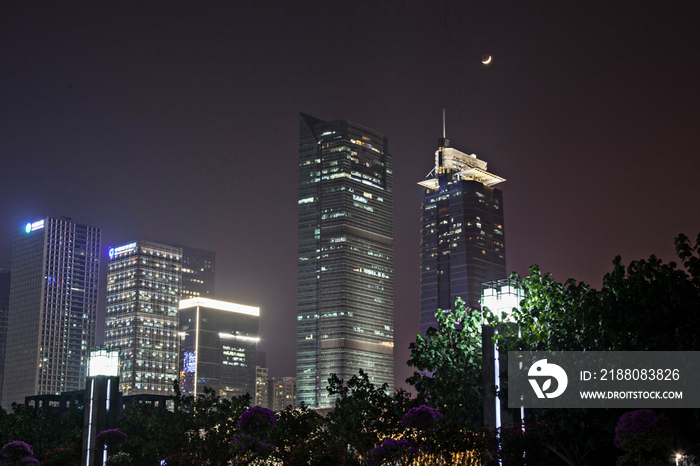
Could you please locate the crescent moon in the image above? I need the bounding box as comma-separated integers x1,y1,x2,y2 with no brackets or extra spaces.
482,55,492,64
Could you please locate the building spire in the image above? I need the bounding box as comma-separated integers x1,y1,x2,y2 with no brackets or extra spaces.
442,108,446,139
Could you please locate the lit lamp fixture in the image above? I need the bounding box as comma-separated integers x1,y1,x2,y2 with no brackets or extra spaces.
82,346,121,466
87,347,120,377
481,279,524,322
481,279,525,431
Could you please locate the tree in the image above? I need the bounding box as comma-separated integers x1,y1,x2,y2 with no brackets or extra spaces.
325,369,409,465
406,297,485,458
270,403,326,464
497,233,700,465
118,382,250,465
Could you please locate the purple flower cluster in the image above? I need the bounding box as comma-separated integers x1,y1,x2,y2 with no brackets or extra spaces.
614,409,669,449
236,406,276,433
369,438,426,466
19,459,40,465
95,428,128,447
1,442,34,461
400,405,443,431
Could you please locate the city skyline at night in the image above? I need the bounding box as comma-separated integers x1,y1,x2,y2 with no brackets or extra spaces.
1,1,698,389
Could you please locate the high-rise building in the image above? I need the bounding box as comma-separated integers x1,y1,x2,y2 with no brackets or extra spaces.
172,244,215,300
178,297,259,398
105,241,182,395
2,218,101,409
255,366,270,408
297,113,394,408
269,376,296,412
0,267,12,404
418,136,507,335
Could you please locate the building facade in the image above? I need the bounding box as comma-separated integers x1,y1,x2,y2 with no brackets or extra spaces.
255,366,270,408
172,244,215,300
179,297,259,398
270,376,296,412
419,137,507,335
105,241,182,395
297,113,394,408
2,218,100,409
0,268,10,404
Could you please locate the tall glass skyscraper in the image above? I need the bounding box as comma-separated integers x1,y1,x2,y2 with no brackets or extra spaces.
418,137,507,336
172,244,215,300
2,217,101,409
105,241,182,395
297,113,394,408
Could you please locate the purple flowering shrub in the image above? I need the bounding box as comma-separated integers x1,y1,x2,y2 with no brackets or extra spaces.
237,406,276,434
95,428,128,448
401,405,443,431
0,441,40,466
615,409,671,466
369,438,427,466
230,433,277,466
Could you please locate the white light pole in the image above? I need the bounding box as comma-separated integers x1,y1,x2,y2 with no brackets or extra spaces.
481,279,525,431
82,346,120,466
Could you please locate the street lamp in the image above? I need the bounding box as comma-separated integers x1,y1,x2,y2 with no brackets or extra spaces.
82,346,120,466
481,279,525,431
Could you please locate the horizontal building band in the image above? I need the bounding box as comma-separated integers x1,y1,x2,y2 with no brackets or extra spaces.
321,224,393,246
319,338,394,355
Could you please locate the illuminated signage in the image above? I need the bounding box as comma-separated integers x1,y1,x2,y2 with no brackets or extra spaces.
109,242,137,259
25,220,45,233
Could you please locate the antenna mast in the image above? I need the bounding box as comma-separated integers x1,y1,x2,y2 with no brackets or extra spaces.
442,108,446,138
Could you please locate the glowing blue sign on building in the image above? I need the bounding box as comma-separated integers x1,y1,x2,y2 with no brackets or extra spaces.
25,220,45,233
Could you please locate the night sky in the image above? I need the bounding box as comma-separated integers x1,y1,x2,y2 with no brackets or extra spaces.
2,1,699,390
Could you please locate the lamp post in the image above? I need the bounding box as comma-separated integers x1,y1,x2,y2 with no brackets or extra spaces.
82,346,120,466
481,279,525,430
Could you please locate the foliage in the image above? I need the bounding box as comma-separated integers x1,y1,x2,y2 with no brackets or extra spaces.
614,410,671,466
270,403,328,465
494,233,700,465
479,420,556,466
118,381,250,465
163,453,202,466
401,405,442,431
161,452,202,466
0,402,83,460
406,297,486,456
326,369,408,465
41,442,80,466
237,406,276,434
286,436,350,466
0,441,40,466
369,438,427,466
95,428,127,448
105,451,133,466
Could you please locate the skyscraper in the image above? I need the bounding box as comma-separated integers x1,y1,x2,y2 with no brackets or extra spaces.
418,136,507,335
172,244,215,300
0,267,12,405
297,113,394,408
105,241,182,395
178,297,259,398
2,218,101,409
